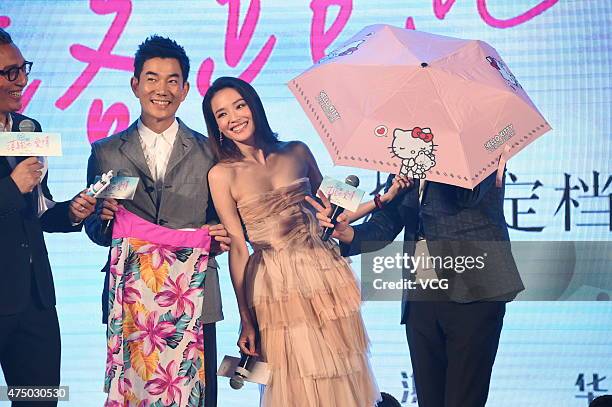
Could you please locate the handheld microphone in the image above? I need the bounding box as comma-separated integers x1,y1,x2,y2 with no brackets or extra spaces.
18,118,36,132
16,118,39,165
17,118,37,163
229,353,252,390
16,119,41,211
320,175,359,242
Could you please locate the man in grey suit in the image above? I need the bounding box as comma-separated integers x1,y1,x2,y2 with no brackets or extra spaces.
85,35,229,407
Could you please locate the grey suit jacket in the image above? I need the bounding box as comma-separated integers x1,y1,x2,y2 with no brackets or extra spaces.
85,118,223,324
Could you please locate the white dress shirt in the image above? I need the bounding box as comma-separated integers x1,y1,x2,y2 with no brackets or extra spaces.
137,119,179,183
1,113,55,217
0,113,10,133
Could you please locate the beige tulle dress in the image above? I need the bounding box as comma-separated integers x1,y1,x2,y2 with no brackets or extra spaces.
237,177,381,407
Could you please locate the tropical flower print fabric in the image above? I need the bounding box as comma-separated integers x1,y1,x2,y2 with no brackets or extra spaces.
104,207,211,407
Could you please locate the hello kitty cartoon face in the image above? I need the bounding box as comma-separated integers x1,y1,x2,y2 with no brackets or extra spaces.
390,127,437,179
391,127,435,159
486,56,522,90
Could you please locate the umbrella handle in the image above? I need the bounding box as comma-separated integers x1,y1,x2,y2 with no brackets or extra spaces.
496,144,512,188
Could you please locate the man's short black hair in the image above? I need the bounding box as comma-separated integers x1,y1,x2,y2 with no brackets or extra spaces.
133,35,190,82
0,28,13,45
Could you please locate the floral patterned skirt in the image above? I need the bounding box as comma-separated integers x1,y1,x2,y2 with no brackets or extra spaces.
104,207,211,407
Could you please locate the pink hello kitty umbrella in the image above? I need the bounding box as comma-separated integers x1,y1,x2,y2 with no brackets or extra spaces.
289,24,551,189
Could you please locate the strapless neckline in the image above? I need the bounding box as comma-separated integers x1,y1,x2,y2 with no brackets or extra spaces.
237,177,310,208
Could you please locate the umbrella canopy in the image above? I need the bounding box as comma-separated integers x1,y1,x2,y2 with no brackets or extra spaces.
289,24,551,189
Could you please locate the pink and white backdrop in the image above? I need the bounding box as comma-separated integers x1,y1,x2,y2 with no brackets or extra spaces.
1,1,610,405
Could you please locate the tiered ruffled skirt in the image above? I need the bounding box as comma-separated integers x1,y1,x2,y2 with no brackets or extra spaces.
245,239,380,407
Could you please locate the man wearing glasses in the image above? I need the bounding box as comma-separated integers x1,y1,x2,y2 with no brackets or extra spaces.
0,28,97,406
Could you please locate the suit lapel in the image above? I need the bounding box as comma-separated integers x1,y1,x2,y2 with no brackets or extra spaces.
2,113,20,175
119,122,155,182
164,119,194,180
9,112,18,131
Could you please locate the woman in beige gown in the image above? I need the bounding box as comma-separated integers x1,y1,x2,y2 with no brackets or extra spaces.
203,77,386,406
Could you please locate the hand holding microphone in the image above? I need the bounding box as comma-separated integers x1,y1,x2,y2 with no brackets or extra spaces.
10,119,43,193
319,175,359,242
231,316,259,390
305,175,359,244
10,157,43,194
229,352,252,390
237,317,259,357
95,169,131,235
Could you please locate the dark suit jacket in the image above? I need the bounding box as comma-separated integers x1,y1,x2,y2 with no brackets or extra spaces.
0,112,81,316
84,119,223,324
341,173,524,323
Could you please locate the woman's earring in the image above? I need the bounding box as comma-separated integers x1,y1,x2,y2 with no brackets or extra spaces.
219,131,224,144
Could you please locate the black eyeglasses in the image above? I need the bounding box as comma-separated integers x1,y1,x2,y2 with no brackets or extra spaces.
0,61,33,82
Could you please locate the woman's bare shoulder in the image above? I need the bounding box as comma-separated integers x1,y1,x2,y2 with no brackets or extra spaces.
276,140,311,156
208,162,235,183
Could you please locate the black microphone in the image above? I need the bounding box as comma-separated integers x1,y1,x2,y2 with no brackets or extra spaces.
320,175,359,242
16,119,37,162
229,353,251,390
17,119,39,212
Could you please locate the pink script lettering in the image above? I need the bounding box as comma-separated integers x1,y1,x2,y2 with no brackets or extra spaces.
55,0,134,110
197,0,277,95
433,0,559,29
87,99,130,144
0,16,10,29
310,0,353,63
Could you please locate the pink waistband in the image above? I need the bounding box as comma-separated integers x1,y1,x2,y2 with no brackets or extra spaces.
111,206,211,249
